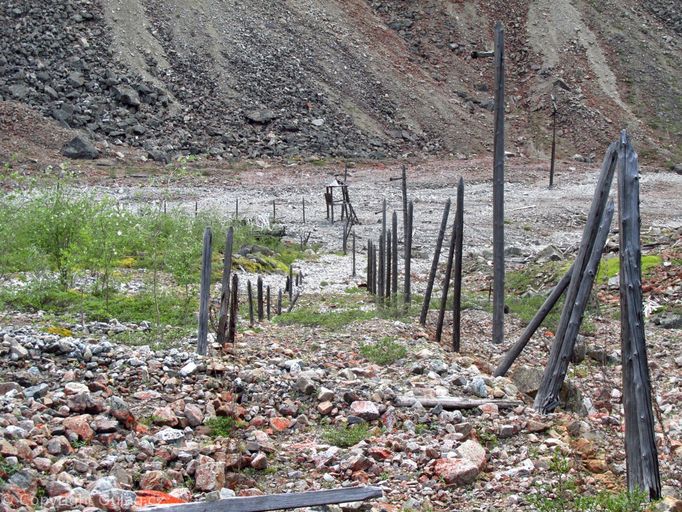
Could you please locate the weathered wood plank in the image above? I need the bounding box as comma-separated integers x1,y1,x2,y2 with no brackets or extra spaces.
216,227,234,345
395,396,521,410
140,486,383,512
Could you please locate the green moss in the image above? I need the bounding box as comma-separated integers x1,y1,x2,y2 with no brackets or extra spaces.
273,306,375,330
596,255,662,283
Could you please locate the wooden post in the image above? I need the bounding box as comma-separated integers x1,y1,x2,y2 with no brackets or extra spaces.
197,227,212,355
277,288,282,315
452,178,464,352
302,197,306,224
617,131,661,499
367,241,373,293
391,212,398,305
217,227,234,345
492,21,506,345
385,229,392,300
266,285,271,320
288,265,293,302
378,199,386,300
373,244,378,296
194,201,198,217
378,233,385,305
436,217,457,343
493,264,574,377
343,219,349,255
534,142,618,413
272,199,276,222
420,199,451,325
549,95,557,188
247,280,254,328
235,198,239,218
257,276,264,322
227,274,238,344
401,164,408,257
404,201,414,307
352,231,356,277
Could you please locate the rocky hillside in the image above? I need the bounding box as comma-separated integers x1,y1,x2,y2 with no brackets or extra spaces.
0,0,680,164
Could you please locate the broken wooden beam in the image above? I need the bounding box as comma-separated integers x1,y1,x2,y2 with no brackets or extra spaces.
139,486,383,512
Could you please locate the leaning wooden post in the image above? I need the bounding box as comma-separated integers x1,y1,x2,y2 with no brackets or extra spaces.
404,201,414,308
534,142,618,413
385,229,392,301
257,276,264,322
436,217,457,343
492,21,506,345
226,274,238,344
420,199,451,325
266,285,271,320
197,227,212,355
452,179,464,352
217,227,234,344
617,131,661,499
493,263,574,377
391,212,398,305
247,280,254,328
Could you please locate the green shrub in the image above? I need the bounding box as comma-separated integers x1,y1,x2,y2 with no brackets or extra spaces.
359,337,407,365
205,416,241,438
323,424,370,448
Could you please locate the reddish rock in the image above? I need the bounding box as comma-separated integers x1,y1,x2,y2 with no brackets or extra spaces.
250,452,268,470
434,458,480,485
317,401,334,415
367,447,392,461
195,458,226,491
0,485,34,509
63,414,95,442
269,417,291,431
109,397,136,430
456,440,487,470
350,400,380,421
478,403,499,415
183,404,204,427
139,471,173,491
47,436,74,456
0,440,17,457
152,406,179,426
345,454,371,472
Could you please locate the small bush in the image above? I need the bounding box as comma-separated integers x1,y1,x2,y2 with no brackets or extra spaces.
323,424,370,448
205,417,240,438
359,337,407,365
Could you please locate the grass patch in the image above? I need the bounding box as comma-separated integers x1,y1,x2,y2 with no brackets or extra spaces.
273,306,375,330
359,336,407,365
205,417,242,438
596,255,662,283
323,424,370,448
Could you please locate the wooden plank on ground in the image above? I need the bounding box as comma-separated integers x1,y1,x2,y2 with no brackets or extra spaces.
139,486,383,512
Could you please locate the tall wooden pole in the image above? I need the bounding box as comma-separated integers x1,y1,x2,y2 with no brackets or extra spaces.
217,227,234,344
436,216,456,343
385,229,392,301
420,199,451,325
452,178,464,352
352,231,356,277
197,227,212,355
257,276,264,322
391,211,398,304
401,164,408,257
492,21,506,345
247,280,254,327
617,131,660,499
378,199,386,300
404,201,414,307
